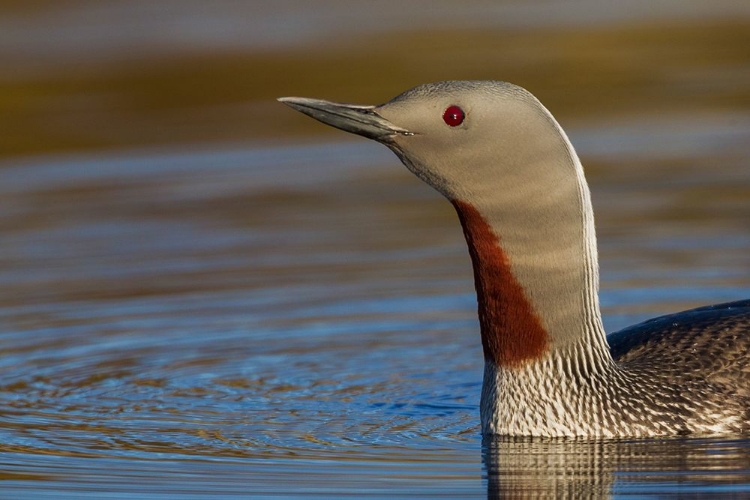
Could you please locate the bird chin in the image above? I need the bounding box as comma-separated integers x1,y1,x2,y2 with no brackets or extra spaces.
386,144,455,199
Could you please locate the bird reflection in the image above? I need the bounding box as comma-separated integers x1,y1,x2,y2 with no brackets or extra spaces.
483,435,749,499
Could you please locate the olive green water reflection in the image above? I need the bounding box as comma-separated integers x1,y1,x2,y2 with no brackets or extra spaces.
0,1,749,498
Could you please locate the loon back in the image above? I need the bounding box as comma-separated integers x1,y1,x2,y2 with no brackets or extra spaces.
608,299,750,400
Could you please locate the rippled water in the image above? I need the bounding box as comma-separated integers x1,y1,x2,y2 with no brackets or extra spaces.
1,129,749,496
1,1,750,498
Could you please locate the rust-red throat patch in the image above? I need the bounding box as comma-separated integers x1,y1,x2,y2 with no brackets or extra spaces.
452,200,549,368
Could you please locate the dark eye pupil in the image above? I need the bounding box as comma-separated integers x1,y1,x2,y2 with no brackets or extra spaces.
443,105,465,127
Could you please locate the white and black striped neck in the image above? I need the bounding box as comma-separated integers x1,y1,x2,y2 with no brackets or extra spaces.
442,96,611,372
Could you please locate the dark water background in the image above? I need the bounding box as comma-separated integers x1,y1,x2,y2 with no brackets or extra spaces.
0,1,749,498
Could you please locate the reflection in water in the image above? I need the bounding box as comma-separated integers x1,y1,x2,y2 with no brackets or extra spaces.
484,436,750,498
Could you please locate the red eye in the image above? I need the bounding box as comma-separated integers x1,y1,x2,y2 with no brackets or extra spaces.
442,105,465,127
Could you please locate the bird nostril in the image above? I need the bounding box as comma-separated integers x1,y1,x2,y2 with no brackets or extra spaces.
443,105,465,127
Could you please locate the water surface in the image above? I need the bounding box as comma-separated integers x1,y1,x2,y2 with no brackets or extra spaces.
1,2,749,498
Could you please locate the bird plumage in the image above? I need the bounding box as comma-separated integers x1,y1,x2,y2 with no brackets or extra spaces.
279,81,749,437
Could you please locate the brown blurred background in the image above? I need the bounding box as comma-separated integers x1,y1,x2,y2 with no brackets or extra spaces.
1,0,748,157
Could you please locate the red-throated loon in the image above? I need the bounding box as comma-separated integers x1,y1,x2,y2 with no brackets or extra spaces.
279,81,749,437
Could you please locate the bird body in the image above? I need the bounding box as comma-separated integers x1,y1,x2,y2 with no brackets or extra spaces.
279,81,749,437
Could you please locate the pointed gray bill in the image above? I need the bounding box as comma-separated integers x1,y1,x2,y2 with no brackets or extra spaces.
278,97,412,141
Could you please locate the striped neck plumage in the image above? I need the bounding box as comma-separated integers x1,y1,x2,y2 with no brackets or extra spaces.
450,115,611,374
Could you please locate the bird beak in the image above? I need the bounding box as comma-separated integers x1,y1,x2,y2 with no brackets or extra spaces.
278,96,412,141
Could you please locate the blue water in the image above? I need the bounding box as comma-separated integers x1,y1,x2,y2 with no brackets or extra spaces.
1,0,749,496
0,128,748,497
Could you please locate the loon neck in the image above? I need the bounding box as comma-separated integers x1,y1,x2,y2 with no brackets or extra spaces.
451,124,610,371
